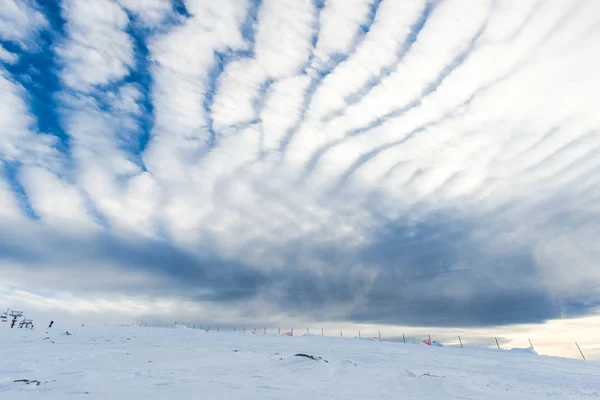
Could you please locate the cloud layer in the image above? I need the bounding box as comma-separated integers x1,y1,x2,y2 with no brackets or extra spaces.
1,0,599,328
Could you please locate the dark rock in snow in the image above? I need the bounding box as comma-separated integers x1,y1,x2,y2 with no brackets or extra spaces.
294,353,329,363
14,379,41,386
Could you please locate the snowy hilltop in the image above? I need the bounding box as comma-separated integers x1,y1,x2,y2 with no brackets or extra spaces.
0,325,598,399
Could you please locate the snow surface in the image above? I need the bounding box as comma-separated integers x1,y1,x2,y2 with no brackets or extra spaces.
1,325,599,399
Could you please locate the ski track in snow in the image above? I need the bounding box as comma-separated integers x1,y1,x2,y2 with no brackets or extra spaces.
1,325,599,399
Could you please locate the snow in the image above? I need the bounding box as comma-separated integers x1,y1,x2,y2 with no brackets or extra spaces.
1,325,599,399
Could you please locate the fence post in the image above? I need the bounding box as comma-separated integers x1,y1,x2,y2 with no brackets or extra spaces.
495,337,500,350
458,335,463,349
575,342,586,360
528,338,534,351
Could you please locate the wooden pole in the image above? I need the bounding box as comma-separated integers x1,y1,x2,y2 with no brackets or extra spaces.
458,335,463,349
575,342,586,360
528,338,534,351
495,337,500,350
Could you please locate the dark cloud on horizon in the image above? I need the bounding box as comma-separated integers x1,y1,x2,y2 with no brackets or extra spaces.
1,211,596,328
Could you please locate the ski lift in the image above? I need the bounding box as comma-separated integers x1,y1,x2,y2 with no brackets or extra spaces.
9,310,23,319
1,308,8,322
19,319,33,329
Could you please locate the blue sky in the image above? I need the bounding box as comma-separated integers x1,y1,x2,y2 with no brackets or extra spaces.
1,0,600,348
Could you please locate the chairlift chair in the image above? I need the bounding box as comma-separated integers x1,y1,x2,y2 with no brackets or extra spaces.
17,318,32,328
10,310,23,319
1,308,8,322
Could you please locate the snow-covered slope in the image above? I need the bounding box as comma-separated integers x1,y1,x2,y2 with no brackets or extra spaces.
1,325,598,399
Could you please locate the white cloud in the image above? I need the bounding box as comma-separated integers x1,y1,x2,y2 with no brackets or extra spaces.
0,174,23,222
0,73,34,160
107,83,143,116
62,102,160,236
58,0,133,91
18,165,98,232
52,0,164,237
117,0,172,25
260,75,311,153
334,0,492,132
0,45,18,64
145,0,248,180
211,59,266,131
0,72,61,168
143,0,256,241
0,0,47,48
254,0,315,78
210,0,318,137
308,0,427,120
310,0,374,71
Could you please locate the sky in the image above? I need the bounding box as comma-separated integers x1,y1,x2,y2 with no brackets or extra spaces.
1,0,600,358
